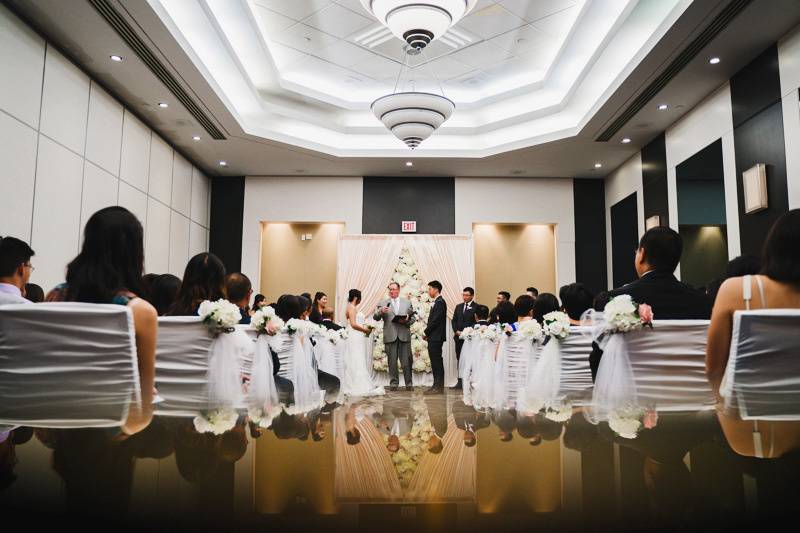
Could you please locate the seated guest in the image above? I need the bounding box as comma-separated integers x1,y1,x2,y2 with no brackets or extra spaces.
148,274,181,316
46,206,156,435
166,253,226,316
253,293,267,311
514,294,535,323
0,236,35,305
320,307,341,330
493,300,517,325
309,292,328,324
532,293,560,323
141,273,159,302
474,304,490,326
706,210,800,394
489,291,511,323
591,226,712,379
526,287,539,300
24,283,44,303
707,254,761,303
559,282,595,325
225,272,253,324
298,294,312,320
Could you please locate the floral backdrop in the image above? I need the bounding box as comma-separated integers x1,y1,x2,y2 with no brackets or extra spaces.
371,248,433,373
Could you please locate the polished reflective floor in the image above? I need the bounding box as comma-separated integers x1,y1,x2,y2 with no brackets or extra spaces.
2,390,800,532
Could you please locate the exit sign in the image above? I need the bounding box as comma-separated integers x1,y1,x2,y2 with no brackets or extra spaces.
401,221,417,233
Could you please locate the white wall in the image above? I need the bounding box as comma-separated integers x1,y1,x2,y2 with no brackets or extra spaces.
664,83,741,261
454,177,576,291
779,25,800,210
241,176,364,292
604,153,644,289
0,5,210,291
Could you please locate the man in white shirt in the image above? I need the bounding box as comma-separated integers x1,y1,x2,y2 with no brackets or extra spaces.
0,237,35,305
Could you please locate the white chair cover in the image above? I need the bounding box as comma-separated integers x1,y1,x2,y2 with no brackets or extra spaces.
471,337,499,409
722,309,800,420
458,336,477,381
493,334,537,410
248,334,281,425
559,326,594,396
0,302,140,428
315,337,345,379
154,317,248,416
288,332,325,414
588,319,713,421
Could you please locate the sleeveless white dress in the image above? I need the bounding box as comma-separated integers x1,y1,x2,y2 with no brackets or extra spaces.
342,310,385,398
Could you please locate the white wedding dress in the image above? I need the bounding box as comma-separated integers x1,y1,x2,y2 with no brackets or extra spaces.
342,310,385,398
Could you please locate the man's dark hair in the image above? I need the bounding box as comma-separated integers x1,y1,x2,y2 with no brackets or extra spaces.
428,280,442,292
559,283,595,321
526,287,539,297
495,301,517,324
533,293,560,323
225,273,252,304
498,291,511,301
514,294,535,317
301,292,312,301
463,286,474,295
761,209,800,287
0,236,35,278
639,226,683,273
428,437,443,454
24,283,44,303
475,304,489,320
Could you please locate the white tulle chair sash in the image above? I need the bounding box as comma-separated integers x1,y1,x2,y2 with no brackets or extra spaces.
288,333,325,414
722,309,800,420
493,334,537,410
248,335,281,426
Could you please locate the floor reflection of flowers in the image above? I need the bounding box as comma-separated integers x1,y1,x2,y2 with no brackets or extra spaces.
383,398,434,488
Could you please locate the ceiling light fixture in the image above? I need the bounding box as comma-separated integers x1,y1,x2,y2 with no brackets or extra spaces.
192,135,201,141
218,161,227,167
110,55,123,62
594,163,602,169
709,57,720,64
621,137,631,144
658,103,668,111
360,0,478,50
406,161,413,167
158,102,169,108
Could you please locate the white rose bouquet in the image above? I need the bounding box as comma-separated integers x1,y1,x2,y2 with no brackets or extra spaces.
543,311,571,340
460,326,476,340
478,324,500,341
517,320,544,342
251,305,284,335
193,408,238,435
603,295,654,333
198,299,241,332
608,404,646,439
544,401,573,422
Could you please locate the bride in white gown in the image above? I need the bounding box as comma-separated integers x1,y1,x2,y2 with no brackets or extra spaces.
342,289,385,398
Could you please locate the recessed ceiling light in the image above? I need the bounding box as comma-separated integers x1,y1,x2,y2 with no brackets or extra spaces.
658,104,669,111
406,161,413,167
709,57,720,65
621,137,631,144
192,135,201,141
218,161,227,167
157,102,168,108
110,55,123,62
594,163,602,169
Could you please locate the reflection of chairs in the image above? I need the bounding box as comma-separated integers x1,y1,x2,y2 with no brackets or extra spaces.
154,317,215,416
0,303,140,427
722,310,800,420
623,320,713,411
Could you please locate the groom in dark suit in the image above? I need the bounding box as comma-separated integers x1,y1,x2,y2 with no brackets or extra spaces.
424,280,447,394
590,226,713,379
451,286,477,389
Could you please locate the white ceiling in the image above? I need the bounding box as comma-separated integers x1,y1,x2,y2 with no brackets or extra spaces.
151,0,690,157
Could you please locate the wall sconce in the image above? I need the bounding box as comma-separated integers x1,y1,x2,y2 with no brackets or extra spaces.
645,215,661,230
743,163,768,214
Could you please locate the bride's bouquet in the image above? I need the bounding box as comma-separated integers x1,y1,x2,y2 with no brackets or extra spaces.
251,305,284,335
198,299,241,333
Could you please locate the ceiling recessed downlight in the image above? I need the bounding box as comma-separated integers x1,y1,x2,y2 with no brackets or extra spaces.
406,161,413,167
218,160,227,167
658,104,669,111
621,137,631,144
192,135,201,141
109,55,122,62
594,163,602,169
157,102,169,108
709,57,721,64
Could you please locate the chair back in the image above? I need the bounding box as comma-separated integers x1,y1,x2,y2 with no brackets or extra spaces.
559,326,594,396
0,302,139,427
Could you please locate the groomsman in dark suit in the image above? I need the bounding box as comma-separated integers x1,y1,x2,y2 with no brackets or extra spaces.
590,226,713,379
424,280,447,395
451,286,478,389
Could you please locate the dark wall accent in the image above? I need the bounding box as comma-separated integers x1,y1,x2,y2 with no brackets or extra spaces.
641,132,669,227
362,177,455,234
730,45,789,255
573,179,608,294
610,192,639,288
209,177,245,273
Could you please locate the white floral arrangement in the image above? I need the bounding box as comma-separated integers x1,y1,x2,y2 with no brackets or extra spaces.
372,247,433,373
477,323,500,341
543,311,571,340
603,295,654,333
516,320,544,342
247,406,282,429
198,299,241,332
324,327,348,344
460,326,476,341
607,404,645,439
193,408,238,435
384,397,434,488
544,401,573,422
284,318,323,336
251,305,284,334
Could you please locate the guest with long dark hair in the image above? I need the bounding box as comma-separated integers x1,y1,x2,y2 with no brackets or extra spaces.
532,293,560,323
148,274,181,316
166,253,226,316
309,291,328,324
46,206,156,435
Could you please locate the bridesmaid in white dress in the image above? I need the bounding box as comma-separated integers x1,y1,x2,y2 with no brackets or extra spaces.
342,289,385,398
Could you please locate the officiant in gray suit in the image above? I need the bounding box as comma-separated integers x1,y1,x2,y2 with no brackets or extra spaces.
374,281,415,391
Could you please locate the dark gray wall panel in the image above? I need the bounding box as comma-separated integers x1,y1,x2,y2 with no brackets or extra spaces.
362,177,455,234
209,177,245,273
573,179,608,294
